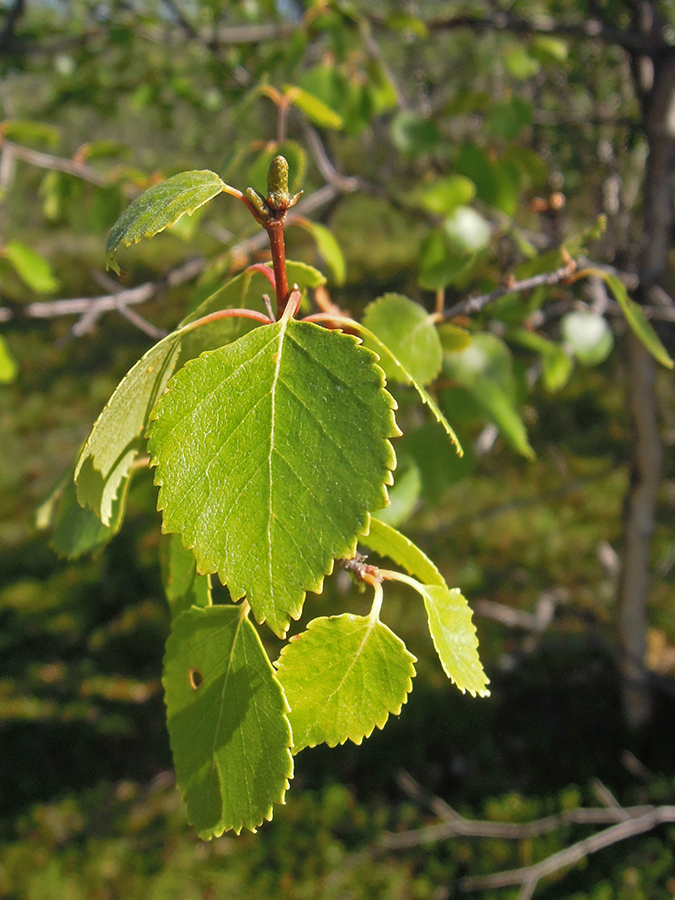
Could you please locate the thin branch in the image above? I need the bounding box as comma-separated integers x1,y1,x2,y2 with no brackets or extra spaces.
1,140,110,188
458,806,675,892
302,124,362,193
419,11,660,56
442,262,576,321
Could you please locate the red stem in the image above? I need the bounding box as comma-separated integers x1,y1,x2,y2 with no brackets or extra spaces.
184,308,273,332
265,220,290,317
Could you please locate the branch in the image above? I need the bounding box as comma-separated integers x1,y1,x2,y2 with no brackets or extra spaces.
1,140,110,188
0,0,25,55
420,11,660,56
459,806,675,892
442,262,576,321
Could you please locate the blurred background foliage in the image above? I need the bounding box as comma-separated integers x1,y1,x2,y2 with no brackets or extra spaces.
1,0,675,897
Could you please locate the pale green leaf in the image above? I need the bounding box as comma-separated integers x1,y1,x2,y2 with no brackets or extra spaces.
443,206,491,254
600,271,673,369
148,319,398,637
106,170,226,270
0,334,18,383
161,533,211,619
350,319,462,455
360,520,489,696
508,328,573,392
75,332,182,524
37,464,128,559
3,240,59,293
284,85,344,129
560,311,614,367
373,463,421,528
363,293,442,387
275,614,416,751
422,585,490,696
296,219,346,285
360,517,445,587
163,605,293,837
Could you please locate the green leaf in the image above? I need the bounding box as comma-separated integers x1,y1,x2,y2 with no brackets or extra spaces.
161,533,211,619
295,219,346,285
443,206,491,254
373,463,421,528
438,323,471,353
444,334,534,458
560,311,614,367
508,328,573,392
363,293,442,387
275,613,416,751
36,464,128,559
148,319,399,637
360,517,444,587
421,585,490,696
106,170,227,270
284,85,344,130
350,319,462,455
2,240,59,293
408,175,476,217
360,520,489,697
0,334,18,383
391,111,440,156
600,271,673,369
75,331,182,524
163,605,293,837
0,119,60,146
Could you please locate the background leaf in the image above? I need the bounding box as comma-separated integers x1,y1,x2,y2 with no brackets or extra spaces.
2,241,59,293
363,293,442,387
284,85,344,129
275,613,416,751
148,319,398,637
560,310,614,367
163,605,292,837
0,334,18,383
294,219,346,285
600,270,673,369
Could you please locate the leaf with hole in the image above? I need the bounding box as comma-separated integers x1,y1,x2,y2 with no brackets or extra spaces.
275,613,416,751
163,605,293,837
148,318,399,637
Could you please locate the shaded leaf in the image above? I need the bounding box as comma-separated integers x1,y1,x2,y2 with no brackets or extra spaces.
560,311,614,367
600,271,673,369
438,323,472,353
3,240,59,293
36,464,127,559
508,328,573,392
408,174,476,217
295,219,346,285
148,319,398,637
373,463,421,528
350,320,462,455
75,332,182,524
363,293,442,387
444,333,534,458
106,170,227,270
275,613,416,751
163,605,292,837
161,533,211,619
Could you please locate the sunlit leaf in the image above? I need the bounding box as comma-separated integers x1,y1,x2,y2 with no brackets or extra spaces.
360,520,489,696
0,334,18,383
284,85,344,129
363,293,442,387
148,319,398,637
106,170,227,271
163,605,293,837
275,613,416,751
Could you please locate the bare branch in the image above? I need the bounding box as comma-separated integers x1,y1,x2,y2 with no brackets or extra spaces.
458,806,675,892
442,262,576,321
1,140,110,188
